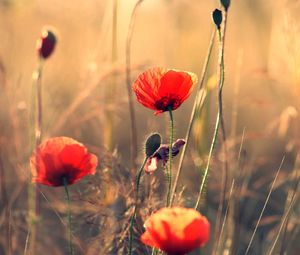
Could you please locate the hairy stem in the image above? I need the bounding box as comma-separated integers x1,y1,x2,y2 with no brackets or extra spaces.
166,109,174,207
63,178,74,255
128,157,148,255
170,29,215,206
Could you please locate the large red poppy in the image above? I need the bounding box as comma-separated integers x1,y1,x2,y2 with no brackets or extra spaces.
141,207,210,255
30,137,98,187
132,67,197,114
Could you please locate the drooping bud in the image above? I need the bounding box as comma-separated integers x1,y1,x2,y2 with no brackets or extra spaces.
145,133,161,158
36,28,57,59
220,0,230,11
212,9,222,29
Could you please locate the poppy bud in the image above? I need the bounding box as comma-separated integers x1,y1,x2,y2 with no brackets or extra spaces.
36,28,56,59
145,133,161,158
220,0,230,11
212,9,222,29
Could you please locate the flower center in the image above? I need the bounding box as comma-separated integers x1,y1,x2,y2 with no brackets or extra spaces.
154,95,181,112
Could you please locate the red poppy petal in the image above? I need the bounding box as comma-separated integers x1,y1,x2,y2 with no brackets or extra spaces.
30,136,98,187
140,230,161,249
184,216,210,247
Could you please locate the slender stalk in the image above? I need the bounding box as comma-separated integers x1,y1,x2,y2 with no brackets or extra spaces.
170,29,216,206
245,157,285,255
166,109,174,207
63,178,74,255
128,157,148,255
213,11,230,252
28,60,44,255
194,9,229,210
104,0,118,150
125,0,144,172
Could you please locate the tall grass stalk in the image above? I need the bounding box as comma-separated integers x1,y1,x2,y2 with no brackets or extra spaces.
125,0,144,172
268,154,300,255
104,0,118,150
27,60,44,255
245,157,285,255
170,29,216,206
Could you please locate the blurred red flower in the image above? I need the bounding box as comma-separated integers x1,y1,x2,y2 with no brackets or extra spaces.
141,207,210,255
30,137,98,187
132,67,197,114
36,28,57,59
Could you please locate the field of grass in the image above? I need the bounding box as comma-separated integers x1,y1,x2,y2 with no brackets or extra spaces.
0,0,300,254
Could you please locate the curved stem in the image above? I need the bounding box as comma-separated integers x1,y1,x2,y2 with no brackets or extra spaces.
125,0,144,172
170,29,216,206
194,14,228,210
128,157,148,255
212,11,230,254
63,178,74,255
166,109,174,207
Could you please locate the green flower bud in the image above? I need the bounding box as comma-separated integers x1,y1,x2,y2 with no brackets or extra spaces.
212,9,222,29
145,133,161,157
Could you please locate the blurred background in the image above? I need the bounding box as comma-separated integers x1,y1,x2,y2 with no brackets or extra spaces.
0,0,300,254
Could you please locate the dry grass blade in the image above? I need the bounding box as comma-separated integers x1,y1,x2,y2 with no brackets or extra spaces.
267,154,300,255
214,179,235,255
245,156,285,255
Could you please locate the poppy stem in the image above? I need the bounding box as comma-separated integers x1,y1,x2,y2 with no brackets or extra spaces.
128,157,148,255
170,28,216,206
166,108,174,207
194,10,228,210
63,178,74,255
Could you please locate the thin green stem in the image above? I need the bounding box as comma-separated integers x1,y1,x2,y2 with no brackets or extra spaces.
128,157,148,255
63,178,74,255
194,21,227,210
166,109,174,207
212,10,230,254
170,29,216,206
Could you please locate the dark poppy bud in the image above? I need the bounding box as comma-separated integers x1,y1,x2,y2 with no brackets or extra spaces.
145,133,161,158
212,9,222,29
220,0,230,11
36,28,56,59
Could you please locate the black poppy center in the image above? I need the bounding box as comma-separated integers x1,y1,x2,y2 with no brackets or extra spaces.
154,95,181,112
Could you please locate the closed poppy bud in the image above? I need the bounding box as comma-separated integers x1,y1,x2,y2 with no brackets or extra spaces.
212,9,222,29
145,133,161,158
220,0,230,11
141,207,210,255
36,28,57,59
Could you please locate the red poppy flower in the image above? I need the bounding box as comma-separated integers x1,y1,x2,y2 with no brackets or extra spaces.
141,207,210,255
36,28,57,59
30,137,98,187
132,67,197,114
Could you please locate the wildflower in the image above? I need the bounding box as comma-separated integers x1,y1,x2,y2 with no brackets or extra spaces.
141,207,210,255
132,67,197,114
30,137,98,186
144,139,185,174
36,28,57,59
